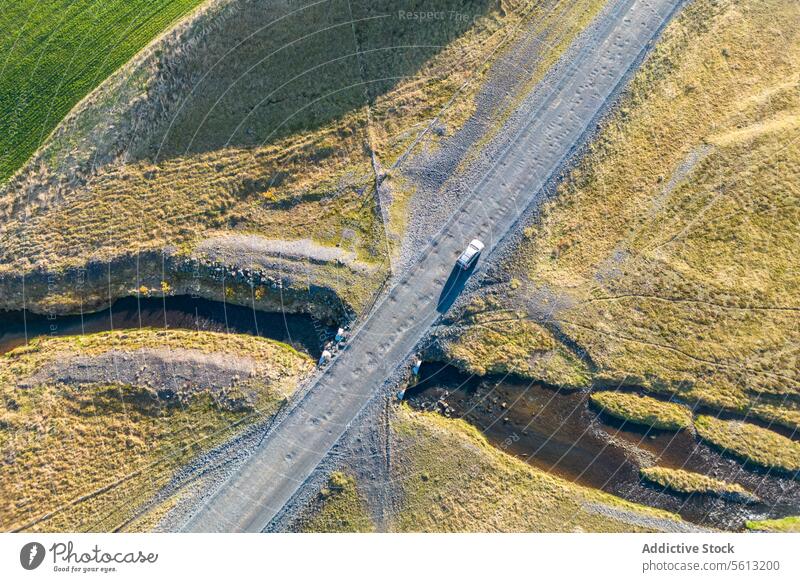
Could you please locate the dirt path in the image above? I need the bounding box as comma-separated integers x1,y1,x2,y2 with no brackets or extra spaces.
21,348,260,409
180,0,687,532
196,234,375,273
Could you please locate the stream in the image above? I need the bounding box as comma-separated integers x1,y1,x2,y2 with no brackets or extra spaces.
2,296,797,530
405,362,800,530
0,295,331,358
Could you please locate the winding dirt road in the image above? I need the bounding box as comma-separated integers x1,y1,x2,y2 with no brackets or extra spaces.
182,0,686,532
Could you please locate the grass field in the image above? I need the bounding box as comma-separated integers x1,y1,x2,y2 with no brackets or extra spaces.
745,516,800,532
0,329,311,531
0,0,204,184
388,405,685,532
303,404,687,532
300,472,375,532
0,0,546,313
0,0,612,321
447,0,800,431
439,296,591,387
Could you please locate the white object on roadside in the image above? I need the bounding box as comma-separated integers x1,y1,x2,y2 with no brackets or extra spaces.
335,327,346,342
319,349,332,365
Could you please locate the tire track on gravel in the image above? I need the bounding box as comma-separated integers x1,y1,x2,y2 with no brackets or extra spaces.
181,0,688,532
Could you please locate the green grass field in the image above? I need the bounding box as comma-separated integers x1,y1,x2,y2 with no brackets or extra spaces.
0,0,203,183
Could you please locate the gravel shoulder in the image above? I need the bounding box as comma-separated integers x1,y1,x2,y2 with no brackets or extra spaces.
196,234,377,274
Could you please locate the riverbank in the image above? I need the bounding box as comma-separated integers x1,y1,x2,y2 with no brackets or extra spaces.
401,362,800,530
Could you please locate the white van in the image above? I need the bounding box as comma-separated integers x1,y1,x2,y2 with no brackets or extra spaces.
456,239,484,270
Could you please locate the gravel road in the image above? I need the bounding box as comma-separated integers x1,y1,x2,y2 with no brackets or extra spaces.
180,0,686,532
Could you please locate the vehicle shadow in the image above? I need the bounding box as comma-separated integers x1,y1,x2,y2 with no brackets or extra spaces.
436,262,476,314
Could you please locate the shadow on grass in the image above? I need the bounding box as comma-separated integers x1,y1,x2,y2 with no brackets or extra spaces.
143,0,496,160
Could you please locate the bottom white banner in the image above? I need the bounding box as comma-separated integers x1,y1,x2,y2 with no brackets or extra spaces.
2,533,798,582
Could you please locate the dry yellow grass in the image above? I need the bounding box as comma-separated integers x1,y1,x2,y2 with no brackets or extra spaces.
746,516,800,532
389,404,684,532
639,467,756,502
300,472,375,533
0,1,595,323
694,415,800,474
455,0,800,430
0,329,312,531
442,296,590,387
0,0,547,278
590,391,693,431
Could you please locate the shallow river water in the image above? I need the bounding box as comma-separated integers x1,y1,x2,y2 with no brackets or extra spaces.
2,297,797,530
405,363,800,530
0,295,330,357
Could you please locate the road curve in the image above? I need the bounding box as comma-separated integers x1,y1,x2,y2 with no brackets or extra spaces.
182,0,685,532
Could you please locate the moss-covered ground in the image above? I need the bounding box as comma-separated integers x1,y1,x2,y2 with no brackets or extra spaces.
639,467,756,502
694,415,800,474
590,391,693,431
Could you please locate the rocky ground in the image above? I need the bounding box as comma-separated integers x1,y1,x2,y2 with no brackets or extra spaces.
20,348,260,411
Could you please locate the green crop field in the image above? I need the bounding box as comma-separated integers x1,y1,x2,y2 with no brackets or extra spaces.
0,0,203,183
